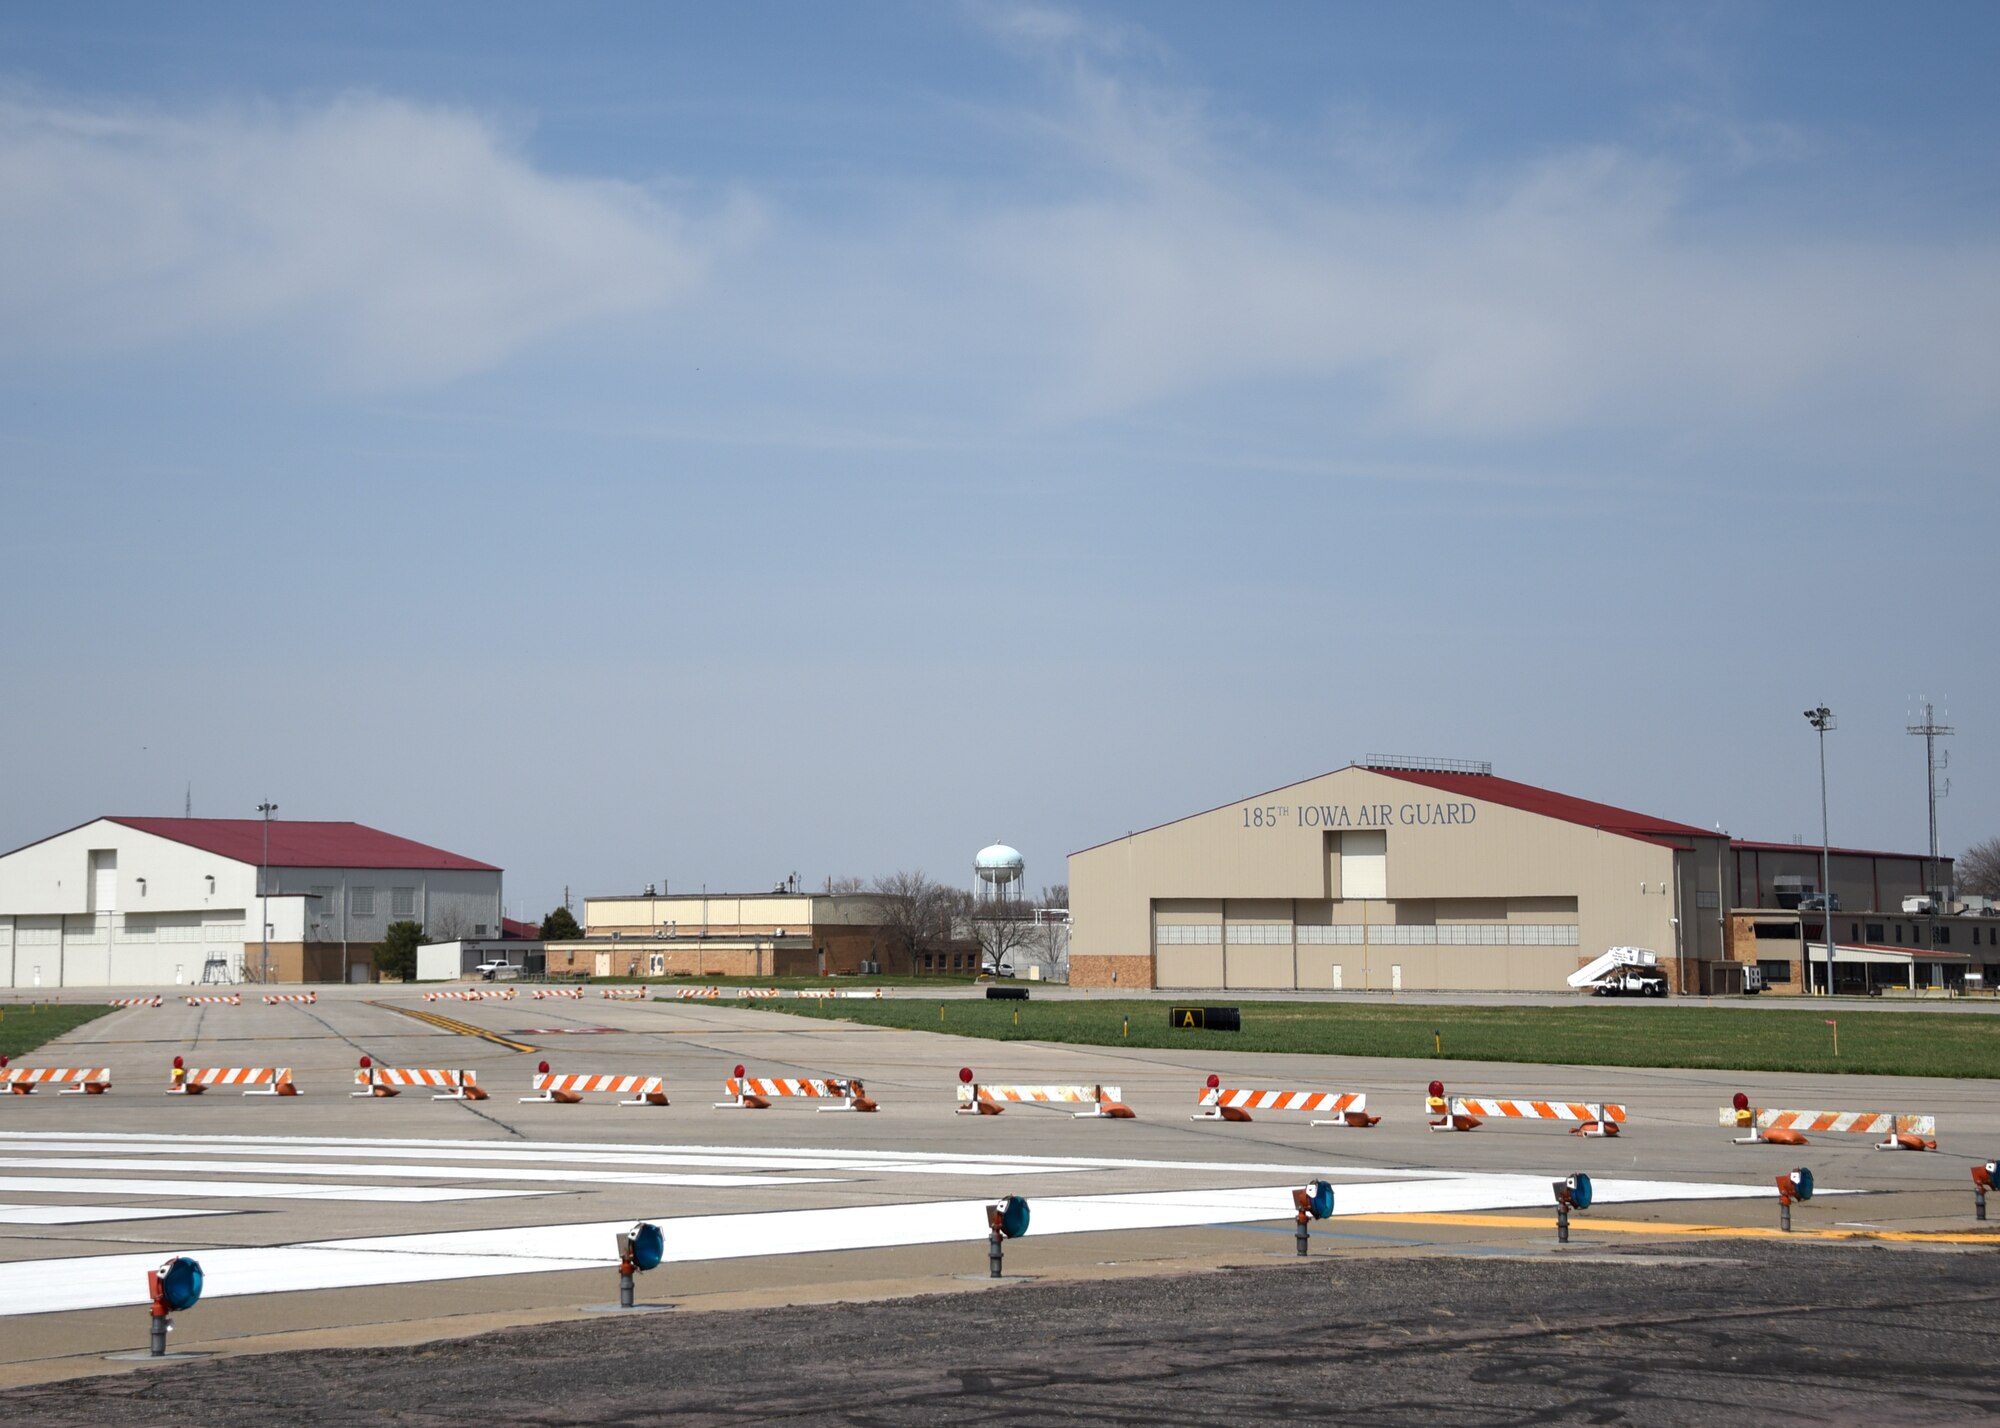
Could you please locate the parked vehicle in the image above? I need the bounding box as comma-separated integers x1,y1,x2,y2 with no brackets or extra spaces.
474,960,518,980
1567,946,1667,997
980,957,1016,978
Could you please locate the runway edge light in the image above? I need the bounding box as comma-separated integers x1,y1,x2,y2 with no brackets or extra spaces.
614,1222,666,1308
1553,1172,1593,1243
1291,1179,1334,1257
986,1195,1030,1279
146,1255,203,1356
1776,1167,1814,1232
1973,1162,1997,1221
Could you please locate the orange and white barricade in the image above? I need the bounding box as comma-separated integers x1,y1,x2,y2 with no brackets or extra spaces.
519,1060,668,1106
956,1073,1134,1119
263,992,317,1005
533,987,585,1000
1425,1080,1620,1136
677,987,723,1000
424,990,486,1002
2,1062,112,1095
600,988,648,1000
166,1060,298,1096
109,996,162,1008
735,988,781,999
1722,1101,1936,1151
793,989,836,999
351,1057,486,1100
1193,1076,1376,1127
715,1064,876,1112
184,994,241,1006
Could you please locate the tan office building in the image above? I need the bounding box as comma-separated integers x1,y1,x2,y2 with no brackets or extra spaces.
1069,760,1734,994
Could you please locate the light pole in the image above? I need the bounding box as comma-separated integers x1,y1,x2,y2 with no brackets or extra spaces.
1803,708,1835,996
257,802,278,983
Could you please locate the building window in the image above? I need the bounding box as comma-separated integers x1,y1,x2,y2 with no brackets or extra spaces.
1756,959,1793,984
922,953,933,971
1894,925,1903,944
1156,925,1222,945
1753,923,1799,940
391,887,416,918
474,923,488,937
351,887,375,917
1867,923,1884,943
1849,923,1859,941
1936,925,1951,945
1697,891,1720,910
1225,924,1290,945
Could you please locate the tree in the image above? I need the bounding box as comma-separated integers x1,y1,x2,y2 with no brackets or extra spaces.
426,905,470,942
1961,837,2000,897
870,871,959,969
375,920,429,982
821,876,868,895
540,905,583,942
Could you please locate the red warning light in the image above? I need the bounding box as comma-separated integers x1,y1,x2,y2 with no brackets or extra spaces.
734,1064,746,1078
1428,1080,1444,1098
359,1056,372,1069
1732,1091,1749,1111
959,1067,973,1084
173,1055,184,1069
1206,1073,1220,1090
538,1061,550,1074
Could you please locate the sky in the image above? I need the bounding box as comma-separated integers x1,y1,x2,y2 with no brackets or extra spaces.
2,2,1995,921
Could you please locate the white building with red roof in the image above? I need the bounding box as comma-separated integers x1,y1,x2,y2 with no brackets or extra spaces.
0,816,503,987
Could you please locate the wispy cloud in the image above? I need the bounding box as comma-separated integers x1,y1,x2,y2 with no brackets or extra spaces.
0,92,730,388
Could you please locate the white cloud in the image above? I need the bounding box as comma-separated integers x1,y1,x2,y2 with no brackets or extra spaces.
0,93,718,388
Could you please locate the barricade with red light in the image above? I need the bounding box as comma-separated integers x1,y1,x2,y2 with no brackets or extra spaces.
987,1195,1030,1278
955,1066,1133,1119
601,988,649,1000
1553,1172,1592,1244
147,1255,203,1356
520,1060,669,1106
166,1056,298,1095
350,1056,487,1100
1291,1178,1335,1257
1776,1166,1814,1231
715,1064,876,1112
1195,1072,1376,1127
533,987,586,1000
1722,1091,1935,1150
2,1058,112,1095
1425,1080,1621,1136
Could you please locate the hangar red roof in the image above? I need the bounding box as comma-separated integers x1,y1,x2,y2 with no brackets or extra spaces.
1366,767,1716,844
106,818,499,872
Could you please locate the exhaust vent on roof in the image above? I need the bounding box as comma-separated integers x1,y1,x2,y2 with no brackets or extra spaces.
1362,755,1492,777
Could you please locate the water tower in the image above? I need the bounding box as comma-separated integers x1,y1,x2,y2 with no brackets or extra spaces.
974,843,1025,907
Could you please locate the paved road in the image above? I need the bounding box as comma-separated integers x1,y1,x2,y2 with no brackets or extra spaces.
5,1239,1997,1425
0,985,1994,1393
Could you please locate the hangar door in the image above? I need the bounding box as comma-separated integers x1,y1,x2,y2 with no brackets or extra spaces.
1155,945,1223,987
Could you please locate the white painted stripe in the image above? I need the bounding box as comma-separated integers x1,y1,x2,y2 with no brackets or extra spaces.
0,1158,845,1190
0,1173,1781,1317
0,1131,1430,1181
0,1176,547,1204
0,1204,233,1226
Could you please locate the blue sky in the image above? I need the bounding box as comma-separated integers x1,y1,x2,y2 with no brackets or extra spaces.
2,3,1994,919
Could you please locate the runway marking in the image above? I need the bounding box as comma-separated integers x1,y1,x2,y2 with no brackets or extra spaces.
0,1173,1775,1316
371,1001,538,1053
0,1176,548,1204
1,1157,846,1190
1356,1212,1992,1246
0,1204,234,1226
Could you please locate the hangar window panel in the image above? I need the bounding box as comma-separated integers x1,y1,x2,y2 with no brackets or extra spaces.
351,887,376,917
1157,925,1221,945
1225,924,1290,944
1296,926,1362,944
15,926,58,945
392,887,416,918
121,916,156,942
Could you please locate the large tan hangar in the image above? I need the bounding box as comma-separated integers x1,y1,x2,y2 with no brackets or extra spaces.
1068,758,1733,994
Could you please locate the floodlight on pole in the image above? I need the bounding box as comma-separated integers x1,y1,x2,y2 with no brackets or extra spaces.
1803,709,1834,996
257,803,278,984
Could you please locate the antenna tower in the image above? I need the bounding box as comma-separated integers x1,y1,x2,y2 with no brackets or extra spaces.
1906,697,1954,895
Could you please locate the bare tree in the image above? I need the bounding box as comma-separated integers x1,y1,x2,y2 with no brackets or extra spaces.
426,905,471,942
821,875,868,895
870,871,958,969
971,899,1038,973
1961,837,2000,897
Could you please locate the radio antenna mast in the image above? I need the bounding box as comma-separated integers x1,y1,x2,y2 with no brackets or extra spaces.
1906,697,1954,898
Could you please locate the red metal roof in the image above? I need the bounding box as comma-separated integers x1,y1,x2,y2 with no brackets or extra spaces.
501,917,540,940
107,818,499,872
1366,767,1717,843
1729,839,1939,863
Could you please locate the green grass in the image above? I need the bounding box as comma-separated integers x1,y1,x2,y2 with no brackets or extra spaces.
0,1004,112,1061
730,997,2000,1079
594,973,979,990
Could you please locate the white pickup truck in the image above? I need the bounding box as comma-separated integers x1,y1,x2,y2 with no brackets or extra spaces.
1568,946,1667,997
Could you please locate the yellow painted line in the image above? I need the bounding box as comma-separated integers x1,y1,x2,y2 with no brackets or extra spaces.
370,1001,538,1054
1352,1212,2000,1245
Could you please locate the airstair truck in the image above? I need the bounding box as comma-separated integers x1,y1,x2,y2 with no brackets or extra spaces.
1568,946,1667,997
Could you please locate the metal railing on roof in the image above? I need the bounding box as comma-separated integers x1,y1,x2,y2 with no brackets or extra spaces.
1361,754,1492,777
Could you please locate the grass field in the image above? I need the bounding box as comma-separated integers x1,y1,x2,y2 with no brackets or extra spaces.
599,974,978,989
735,997,2000,1079
0,1004,112,1061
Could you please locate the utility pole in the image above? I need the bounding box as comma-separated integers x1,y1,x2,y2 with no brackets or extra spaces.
257,802,278,983
1804,708,1835,996
1907,699,1954,956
